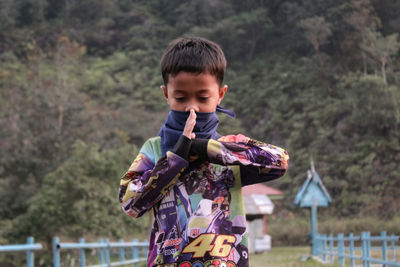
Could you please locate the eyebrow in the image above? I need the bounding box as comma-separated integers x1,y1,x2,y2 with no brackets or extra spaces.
173,89,210,93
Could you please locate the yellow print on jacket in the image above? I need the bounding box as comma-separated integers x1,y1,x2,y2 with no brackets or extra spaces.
182,234,236,258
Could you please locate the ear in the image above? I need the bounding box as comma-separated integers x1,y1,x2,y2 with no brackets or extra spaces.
161,85,168,99
217,85,228,104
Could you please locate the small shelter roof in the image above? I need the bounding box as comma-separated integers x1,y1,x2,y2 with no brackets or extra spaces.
243,194,274,215
242,184,282,215
242,183,283,196
293,163,332,208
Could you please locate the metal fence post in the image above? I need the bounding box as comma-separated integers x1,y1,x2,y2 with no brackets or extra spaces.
321,234,326,261
349,232,355,267
26,237,34,267
143,239,148,258
329,234,334,264
53,237,60,267
98,239,105,264
79,238,85,267
119,239,125,262
338,233,344,266
361,232,370,267
132,239,138,267
310,205,318,256
143,239,149,259
361,232,366,267
366,232,371,267
105,239,111,266
390,234,395,261
381,231,387,267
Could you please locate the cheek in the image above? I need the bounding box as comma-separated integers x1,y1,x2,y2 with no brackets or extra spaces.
200,100,219,112
166,98,173,106
167,100,187,111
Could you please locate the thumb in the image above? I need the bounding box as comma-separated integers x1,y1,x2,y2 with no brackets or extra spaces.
191,133,196,139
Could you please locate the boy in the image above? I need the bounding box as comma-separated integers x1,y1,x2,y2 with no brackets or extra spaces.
119,37,289,267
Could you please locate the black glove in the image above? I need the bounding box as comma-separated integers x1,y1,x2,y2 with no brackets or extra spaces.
171,135,192,160
190,138,209,163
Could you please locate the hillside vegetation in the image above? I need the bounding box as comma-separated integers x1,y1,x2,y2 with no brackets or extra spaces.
0,0,399,257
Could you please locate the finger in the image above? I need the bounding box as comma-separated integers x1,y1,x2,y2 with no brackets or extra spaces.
191,133,196,139
189,109,196,123
188,111,197,131
187,110,195,124
185,115,196,131
183,110,197,138
189,155,199,162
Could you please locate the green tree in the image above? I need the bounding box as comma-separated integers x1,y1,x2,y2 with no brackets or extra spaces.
361,30,400,85
299,16,332,53
8,141,150,264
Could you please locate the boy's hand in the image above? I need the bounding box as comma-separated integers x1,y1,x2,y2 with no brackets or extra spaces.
183,109,196,139
189,155,199,162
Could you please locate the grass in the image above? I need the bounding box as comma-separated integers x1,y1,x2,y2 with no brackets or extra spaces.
249,247,341,267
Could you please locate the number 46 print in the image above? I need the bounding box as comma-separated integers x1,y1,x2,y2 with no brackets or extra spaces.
182,234,236,258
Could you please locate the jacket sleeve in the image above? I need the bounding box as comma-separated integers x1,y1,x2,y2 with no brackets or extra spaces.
207,134,289,186
119,139,189,218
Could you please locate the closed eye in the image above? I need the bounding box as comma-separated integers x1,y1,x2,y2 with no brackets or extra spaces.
175,97,185,102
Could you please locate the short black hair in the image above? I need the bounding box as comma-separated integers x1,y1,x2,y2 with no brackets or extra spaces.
161,36,226,86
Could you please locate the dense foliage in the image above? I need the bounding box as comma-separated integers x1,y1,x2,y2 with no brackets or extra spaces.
0,0,399,256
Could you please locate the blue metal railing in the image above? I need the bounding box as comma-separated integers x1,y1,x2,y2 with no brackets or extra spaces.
1,237,148,267
316,231,400,267
0,237,43,267
53,237,149,267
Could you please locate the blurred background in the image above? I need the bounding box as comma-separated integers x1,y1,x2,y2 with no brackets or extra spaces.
0,0,399,265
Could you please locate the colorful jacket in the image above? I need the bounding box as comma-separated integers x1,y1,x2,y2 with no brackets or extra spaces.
119,134,289,267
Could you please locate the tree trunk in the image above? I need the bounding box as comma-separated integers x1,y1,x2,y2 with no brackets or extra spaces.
247,31,257,62
362,52,367,75
58,103,64,133
381,57,387,85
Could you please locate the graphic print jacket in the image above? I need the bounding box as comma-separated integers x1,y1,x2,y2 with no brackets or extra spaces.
119,134,289,267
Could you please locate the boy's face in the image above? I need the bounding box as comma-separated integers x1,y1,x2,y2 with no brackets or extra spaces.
161,72,227,113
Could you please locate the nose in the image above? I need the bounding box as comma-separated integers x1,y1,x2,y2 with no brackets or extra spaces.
185,102,199,112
